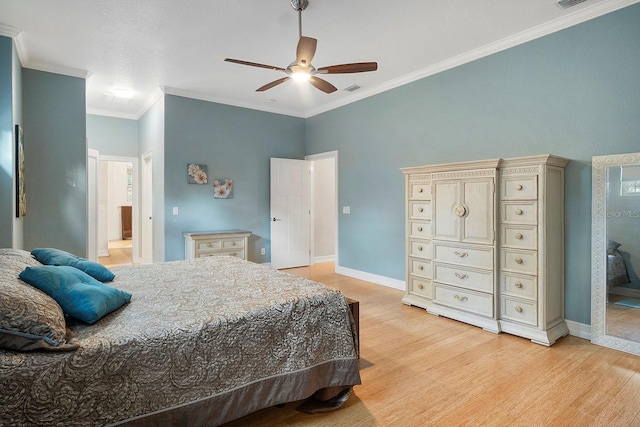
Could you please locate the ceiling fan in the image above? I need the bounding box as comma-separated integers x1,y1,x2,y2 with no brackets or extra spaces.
224,0,378,94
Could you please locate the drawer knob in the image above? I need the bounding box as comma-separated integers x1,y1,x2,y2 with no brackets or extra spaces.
515,184,523,191
417,226,423,232
207,243,213,247
417,284,424,290
418,265,424,270
418,207,424,213
515,233,523,240
417,187,424,193
417,246,423,251
515,281,523,288
515,257,523,264
454,273,469,280
230,252,237,256
232,242,237,246
454,294,468,302
515,306,523,313
515,209,523,215
454,251,468,258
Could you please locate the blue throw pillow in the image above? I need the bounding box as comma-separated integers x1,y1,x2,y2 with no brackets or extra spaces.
31,248,115,282
19,266,131,324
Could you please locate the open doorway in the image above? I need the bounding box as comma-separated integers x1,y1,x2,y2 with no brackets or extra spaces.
96,157,138,267
307,151,337,265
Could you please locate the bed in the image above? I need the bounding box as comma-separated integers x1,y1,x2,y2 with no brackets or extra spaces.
0,249,360,426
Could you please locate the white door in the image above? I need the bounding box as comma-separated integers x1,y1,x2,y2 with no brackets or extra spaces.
141,152,153,264
270,158,310,269
87,149,99,260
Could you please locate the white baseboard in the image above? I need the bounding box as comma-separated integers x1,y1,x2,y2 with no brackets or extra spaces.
566,320,591,340
98,249,110,257
313,255,335,264
331,264,593,341
335,265,405,291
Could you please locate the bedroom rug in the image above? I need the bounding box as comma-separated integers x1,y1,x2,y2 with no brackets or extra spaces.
614,298,640,309
296,387,353,414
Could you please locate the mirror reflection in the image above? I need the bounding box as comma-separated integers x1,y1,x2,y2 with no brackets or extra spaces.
605,165,640,341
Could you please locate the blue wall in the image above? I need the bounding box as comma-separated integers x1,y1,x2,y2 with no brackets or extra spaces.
22,69,88,256
0,37,13,247
305,5,640,325
163,95,305,262
87,114,139,157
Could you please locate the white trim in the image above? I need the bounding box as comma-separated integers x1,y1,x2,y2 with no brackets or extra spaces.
134,87,164,119
0,24,21,38
566,320,591,340
24,62,90,79
86,108,140,120
98,249,110,257
314,255,335,264
335,265,405,291
304,0,640,118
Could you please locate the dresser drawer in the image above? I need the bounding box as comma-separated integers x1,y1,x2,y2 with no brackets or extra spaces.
501,296,537,326
434,264,493,293
221,238,245,249
501,273,537,300
501,249,538,276
501,225,537,250
501,175,538,200
410,201,431,220
502,201,537,225
411,183,431,200
410,258,432,279
197,240,223,251
433,284,493,318
409,276,432,299
410,240,431,259
198,250,245,259
433,244,493,270
410,221,431,239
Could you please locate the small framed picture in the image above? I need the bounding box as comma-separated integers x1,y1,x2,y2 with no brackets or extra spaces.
213,179,233,199
187,164,208,184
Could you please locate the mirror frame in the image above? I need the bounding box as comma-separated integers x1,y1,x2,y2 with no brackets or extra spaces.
591,151,640,355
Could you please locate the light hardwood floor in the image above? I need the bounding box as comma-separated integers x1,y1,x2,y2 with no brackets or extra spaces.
226,262,640,427
98,240,133,268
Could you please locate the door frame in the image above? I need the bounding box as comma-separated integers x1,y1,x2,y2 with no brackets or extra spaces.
141,150,153,264
305,150,338,266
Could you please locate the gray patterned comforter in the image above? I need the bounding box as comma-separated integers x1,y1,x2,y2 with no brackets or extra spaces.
0,257,360,426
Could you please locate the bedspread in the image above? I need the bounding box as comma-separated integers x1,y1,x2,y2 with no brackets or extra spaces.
0,257,360,426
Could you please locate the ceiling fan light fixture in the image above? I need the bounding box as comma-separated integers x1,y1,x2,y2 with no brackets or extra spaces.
291,71,311,82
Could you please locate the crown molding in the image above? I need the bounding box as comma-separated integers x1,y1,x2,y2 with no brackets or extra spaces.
0,24,21,38
24,61,90,79
304,0,640,118
134,87,165,119
161,86,306,118
86,108,140,120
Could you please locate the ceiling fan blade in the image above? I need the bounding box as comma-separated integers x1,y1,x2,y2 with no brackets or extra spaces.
256,77,290,92
224,58,285,72
317,62,378,74
296,36,317,66
309,76,337,94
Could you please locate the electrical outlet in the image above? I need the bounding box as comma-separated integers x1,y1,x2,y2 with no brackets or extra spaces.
260,248,266,255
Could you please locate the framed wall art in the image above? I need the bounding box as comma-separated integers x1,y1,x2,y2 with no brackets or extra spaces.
213,179,233,199
187,163,208,184
15,125,26,217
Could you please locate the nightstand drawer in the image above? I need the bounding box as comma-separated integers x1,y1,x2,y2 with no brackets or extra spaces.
199,250,245,259
197,240,223,251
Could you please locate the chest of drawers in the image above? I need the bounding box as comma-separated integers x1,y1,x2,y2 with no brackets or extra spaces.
402,155,569,346
183,230,251,260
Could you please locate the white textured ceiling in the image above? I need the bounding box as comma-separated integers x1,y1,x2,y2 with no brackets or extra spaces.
0,0,637,119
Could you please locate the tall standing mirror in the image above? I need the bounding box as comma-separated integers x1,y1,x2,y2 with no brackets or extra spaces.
592,152,640,355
